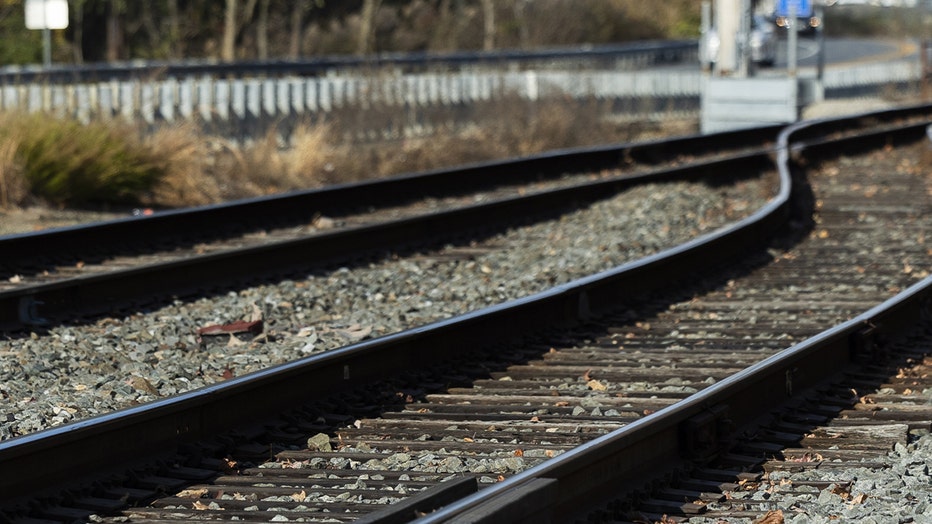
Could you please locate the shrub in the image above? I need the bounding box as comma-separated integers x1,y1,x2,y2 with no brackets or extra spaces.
1,92,697,211
0,134,27,208
145,122,223,207
0,113,164,207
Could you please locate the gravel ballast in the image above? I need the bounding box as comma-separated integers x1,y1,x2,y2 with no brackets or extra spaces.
0,174,772,440
685,424,932,524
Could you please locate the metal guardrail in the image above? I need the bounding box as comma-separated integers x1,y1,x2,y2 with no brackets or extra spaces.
0,41,698,83
0,41,921,137
823,57,920,96
0,68,702,126
0,41,700,138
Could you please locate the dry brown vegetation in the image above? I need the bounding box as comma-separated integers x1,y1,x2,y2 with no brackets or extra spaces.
0,94,696,212
146,96,694,208
0,134,26,208
0,0,708,213
0,112,164,208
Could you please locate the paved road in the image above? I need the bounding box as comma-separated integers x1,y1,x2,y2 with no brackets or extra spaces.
772,36,910,68
668,37,910,73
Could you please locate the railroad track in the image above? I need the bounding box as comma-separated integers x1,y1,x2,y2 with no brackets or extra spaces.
1,106,931,523
0,125,780,330
612,328,932,523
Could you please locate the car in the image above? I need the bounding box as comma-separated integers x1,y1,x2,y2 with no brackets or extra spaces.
773,12,821,36
701,14,777,68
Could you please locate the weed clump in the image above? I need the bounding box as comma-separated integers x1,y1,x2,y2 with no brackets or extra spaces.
0,113,164,207
0,94,696,212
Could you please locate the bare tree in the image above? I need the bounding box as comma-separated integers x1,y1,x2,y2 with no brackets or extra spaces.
105,0,125,61
513,0,530,49
288,1,307,58
139,2,162,56
357,0,382,54
71,0,86,63
480,0,494,51
288,0,326,59
222,0,259,60
222,0,237,60
257,0,270,59
167,0,181,57
431,0,461,51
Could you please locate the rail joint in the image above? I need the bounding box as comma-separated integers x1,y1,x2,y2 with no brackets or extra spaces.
849,321,883,363
680,404,731,462
17,296,48,327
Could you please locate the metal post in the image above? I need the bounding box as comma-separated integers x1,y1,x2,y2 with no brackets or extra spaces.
717,0,741,76
787,2,798,77
815,1,825,84
42,27,51,67
738,0,751,77
923,39,931,99
701,1,712,75
924,1,931,99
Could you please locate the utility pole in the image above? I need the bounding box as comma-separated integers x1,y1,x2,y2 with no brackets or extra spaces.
815,0,826,100
701,1,713,75
714,0,752,77
787,2,798,77
715,0,739,75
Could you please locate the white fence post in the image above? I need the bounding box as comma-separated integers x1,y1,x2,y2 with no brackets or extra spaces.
75,84,90,123
0,49,917,137
160,78,176,122
290,78,304,115
141,83,155,124
197,76,214,122
120,82,135,121
262,79,276,117
319,78,332,112
179,78,194,120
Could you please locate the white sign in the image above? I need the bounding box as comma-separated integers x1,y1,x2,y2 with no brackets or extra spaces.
25,0,69,30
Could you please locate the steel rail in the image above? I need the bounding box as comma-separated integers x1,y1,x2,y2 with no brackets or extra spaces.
411,113,932,524
0,106,928,509
0,126,782,330
4,103,924,271
416,281,932,523
5,103,927,330
0,125,779,265
0,132,789,501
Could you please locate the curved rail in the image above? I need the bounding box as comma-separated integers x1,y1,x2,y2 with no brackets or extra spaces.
417,281,932,523
4,102,929,331
412,112,932,523
1,105,930,516
0,124,777,264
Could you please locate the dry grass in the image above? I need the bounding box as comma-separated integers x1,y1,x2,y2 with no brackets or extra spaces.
1,95,697,210
237,124,336,194
0,112,163,208
145,123,223,207
0,134,27,208
146,121,341,206
152,95,696,206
